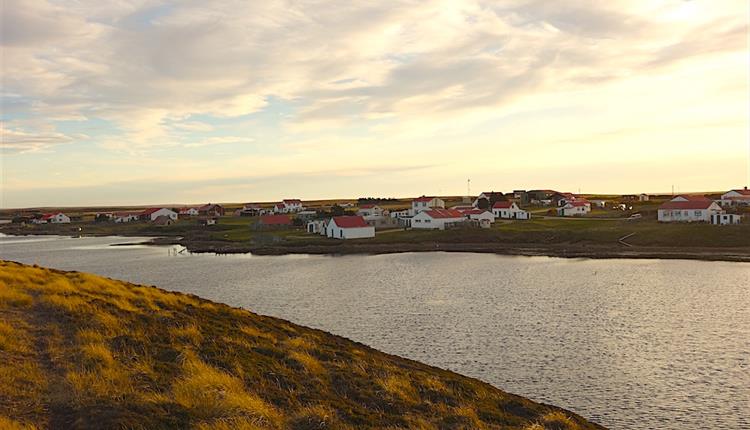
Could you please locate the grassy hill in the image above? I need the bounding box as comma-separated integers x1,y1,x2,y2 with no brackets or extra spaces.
0,261,603,430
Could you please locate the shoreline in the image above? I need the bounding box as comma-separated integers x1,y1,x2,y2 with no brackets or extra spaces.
4,229,749,262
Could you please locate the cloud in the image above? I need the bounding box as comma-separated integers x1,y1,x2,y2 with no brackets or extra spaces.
0,123,76,153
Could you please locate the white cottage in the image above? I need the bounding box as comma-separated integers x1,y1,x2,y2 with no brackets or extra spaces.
492,201,530,219
557,201,591,217
141,208,178,221
411,209,466,230
114,212,140,223
711,213,742,225
40,213,71,224
718,188,750,206
658,196,722,222
411,196,445,215
460,209,495,223
325,216,375,239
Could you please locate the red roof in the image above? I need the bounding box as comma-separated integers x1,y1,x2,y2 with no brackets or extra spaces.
492,201,514,209
40,213,57,220
569,201,590,207
259,215,292,225
459,209,487,215
728,189,750,196
359,204,377,209
283,199,302,204
115,211,139,217
413,196,436,202
659,200,716,210
332,215,369,228
140,208,164,216
424,209,464,219
674,195,711,201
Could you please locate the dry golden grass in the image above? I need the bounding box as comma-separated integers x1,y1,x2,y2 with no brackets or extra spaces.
0,416,39,430
0,260,602,430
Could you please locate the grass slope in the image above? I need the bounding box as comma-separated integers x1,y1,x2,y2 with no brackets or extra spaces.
0,261,603,430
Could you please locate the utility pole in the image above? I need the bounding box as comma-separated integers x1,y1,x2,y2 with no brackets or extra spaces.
467,178,471,197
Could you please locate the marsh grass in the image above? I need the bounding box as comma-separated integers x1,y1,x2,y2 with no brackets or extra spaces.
0,260,602,429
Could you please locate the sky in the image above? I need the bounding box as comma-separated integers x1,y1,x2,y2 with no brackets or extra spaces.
1,0,748,208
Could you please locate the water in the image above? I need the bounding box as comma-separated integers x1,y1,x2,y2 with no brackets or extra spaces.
1,234,748,429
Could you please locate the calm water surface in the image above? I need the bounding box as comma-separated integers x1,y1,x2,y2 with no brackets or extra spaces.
1,234,748,429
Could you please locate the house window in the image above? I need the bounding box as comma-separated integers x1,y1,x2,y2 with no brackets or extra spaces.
695,211,701,217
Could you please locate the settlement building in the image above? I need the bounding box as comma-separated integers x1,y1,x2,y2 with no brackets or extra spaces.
658,196,722,222
198,204,225,217
411,209,465,230
114,212,140,223
140,208,178,222
718,188,750,206
325,216,375,239
39,213,71,224
492,201,530,219
256,215,292,229
274,199,304,213
411,196,445,215
710,213,742,225
557,201,591,217
179,207,200,216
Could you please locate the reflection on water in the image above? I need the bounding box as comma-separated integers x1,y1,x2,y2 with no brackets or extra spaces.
1,234,749,430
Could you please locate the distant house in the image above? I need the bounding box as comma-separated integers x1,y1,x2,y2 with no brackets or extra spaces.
114,212,140,223
460,208,495,223
658,196,722,222
411,196,445,215
325,215,375,239
718,187,750,206
179,207,200,216
472,192,505,209
152,215,174,226
198,204,225,217
492,201,530,219
557,201,591,217
357,204,383,217
639,193,650,202
306,219,327,234
551,192,579,207
256,214,292,229
197,217,217,226
295,210,318,221
525,190,557,205
35,213,71,224
239,204,266,216
273,199,304,213
411,209,466,230
140,208,178,221
710,213,742,225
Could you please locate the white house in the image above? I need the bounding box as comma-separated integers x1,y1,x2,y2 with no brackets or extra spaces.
356,204,383,217
274,199,304,213
411,196,445,215
472,192,505,208
711,213,742,225
492,201,530,219
460,209,495,223
141,208,178,221
411,209,466,230
658,196,722,222
718,188,750,206
325,215,375,239
557,201,591,217
639,193,650,202
38,213,71,224
179,207,200,216
114,212,140,223
306,219,327,234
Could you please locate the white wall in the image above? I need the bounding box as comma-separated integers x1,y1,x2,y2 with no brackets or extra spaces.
658,207,720,222
150,208,178,221
326,223,375,239
411,212,463,230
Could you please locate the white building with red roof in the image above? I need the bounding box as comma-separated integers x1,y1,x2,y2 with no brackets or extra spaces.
274,199,304,213
114,212,140,223
411,209,466,230
411,196,445,215
557,200,591,217
356,204,383,217
325,215,375,239
658,196,722,222
459,208,495,223
36,213,70,224
718,187,750,206
140,208,178,221
179,207,200,216
492,201,530,219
